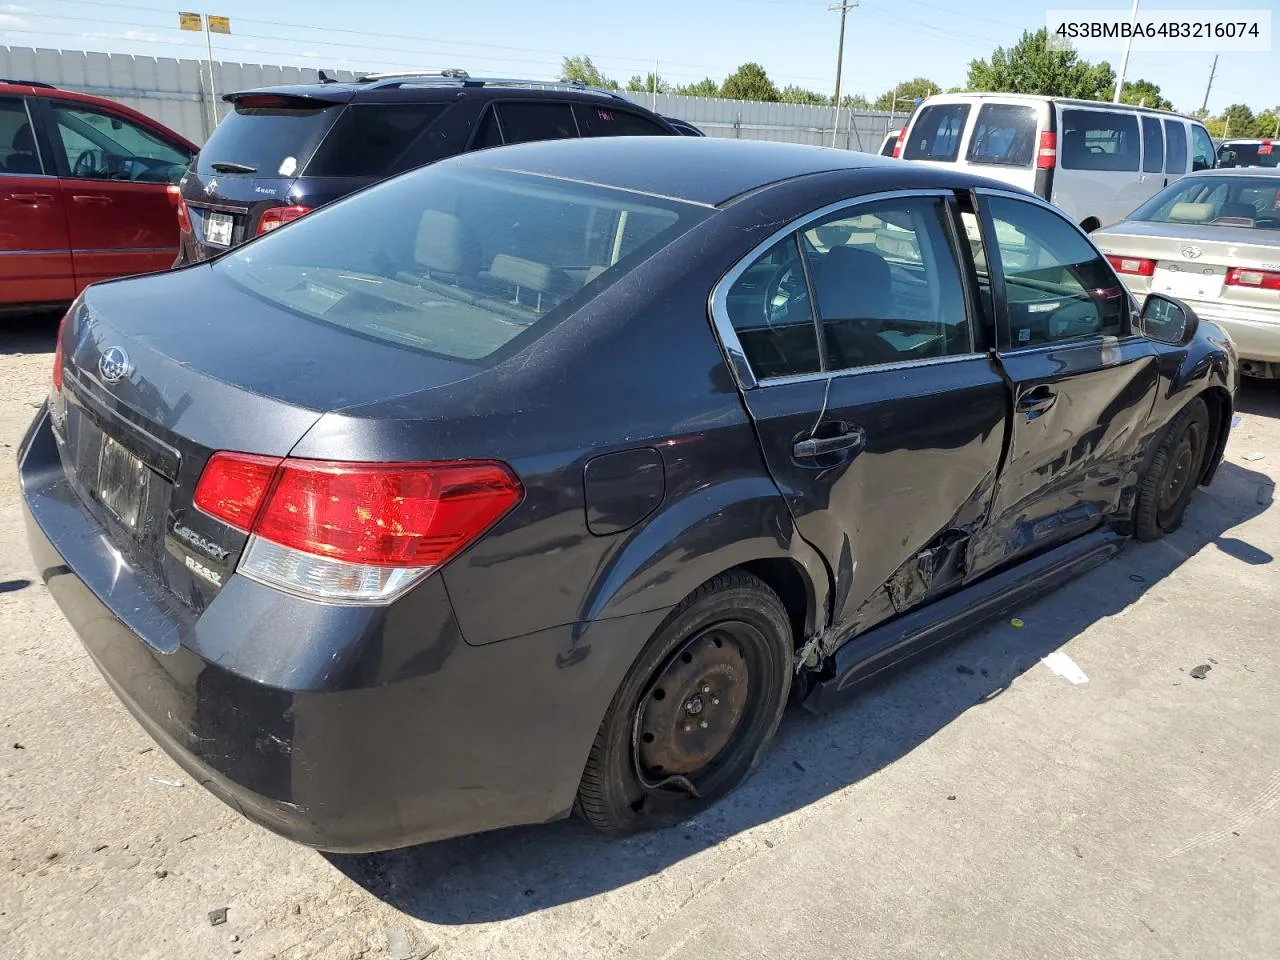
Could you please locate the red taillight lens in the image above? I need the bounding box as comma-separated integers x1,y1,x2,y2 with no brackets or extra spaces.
193,452,282,530
891,136,903,159
256,205,312,236
52,315,65,393
1036,131,1057,169
195,453,522,573
1106,254,1156,277
1226,266,1280,290
166,184,192,233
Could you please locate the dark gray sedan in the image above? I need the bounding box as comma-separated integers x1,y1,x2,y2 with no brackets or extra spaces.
21,137,1236,852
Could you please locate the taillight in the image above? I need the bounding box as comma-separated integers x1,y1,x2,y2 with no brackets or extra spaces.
166,184,191,233
1036,131,1057,169
256,205,312,236
1106,254,1156,277
52,312,66,393
1226,266,1280,290
891,136,903,159
193,454,523,601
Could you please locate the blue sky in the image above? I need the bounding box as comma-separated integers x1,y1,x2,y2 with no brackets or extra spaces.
4,0,1277,114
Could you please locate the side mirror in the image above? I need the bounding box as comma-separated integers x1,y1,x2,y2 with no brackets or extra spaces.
1137,293,1199,346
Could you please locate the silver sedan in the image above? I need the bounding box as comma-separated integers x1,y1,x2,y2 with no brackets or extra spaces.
1093,168,1280,379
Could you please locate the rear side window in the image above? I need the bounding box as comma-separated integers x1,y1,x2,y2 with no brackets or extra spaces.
1190,124,1216,171
215,166,704,363
1059,109,1140,172
1164,120,1188,173
723,236,821,379
495,103,577,144
1141,116,1163,173
304,104,445,176
198,98,341,177
574,105,668,137
903,104,970,162
0,97,41,174
966,103,1038,167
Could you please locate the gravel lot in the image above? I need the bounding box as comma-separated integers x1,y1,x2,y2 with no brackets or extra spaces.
3,312,1279,960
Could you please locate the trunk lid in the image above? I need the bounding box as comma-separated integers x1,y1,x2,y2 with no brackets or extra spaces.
55,266,479,612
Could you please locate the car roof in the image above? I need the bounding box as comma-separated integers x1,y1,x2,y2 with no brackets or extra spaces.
226,77,642,108
1184,166,1280,178
914,91,1202,121
453,136,1024,206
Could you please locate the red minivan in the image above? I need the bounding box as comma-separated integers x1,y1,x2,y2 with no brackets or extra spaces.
0,80,196,313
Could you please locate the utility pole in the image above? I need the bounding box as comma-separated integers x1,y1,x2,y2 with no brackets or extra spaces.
1200,55,1218,115
829,0,857,147
1112,0,1140,103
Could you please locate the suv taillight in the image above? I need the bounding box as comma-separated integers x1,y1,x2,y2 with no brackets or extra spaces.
256,205,312,236
1106,254,1156,277
891,135,903,159
1037,131,1057,169
194,453,523,601
1226,266,1280,290
167,184,191,233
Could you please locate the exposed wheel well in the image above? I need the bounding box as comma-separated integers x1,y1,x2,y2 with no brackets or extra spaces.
1197,385,1234,484
1079,216,1101,233
738,558,811,649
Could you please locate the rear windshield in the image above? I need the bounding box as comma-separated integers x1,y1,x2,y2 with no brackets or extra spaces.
1218,142,1279,168
966,103,1038,167
197,98,341,177
903,104,970,162
214,164,708,362
1127,175,1280,230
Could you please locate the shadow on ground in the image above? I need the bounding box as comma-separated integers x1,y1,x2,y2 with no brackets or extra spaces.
1237,377,1280,419
2,311,60,357
329,458,1274,925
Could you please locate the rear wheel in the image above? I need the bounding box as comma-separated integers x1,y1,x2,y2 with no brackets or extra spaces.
575,571,792,835
1135,397,1210,540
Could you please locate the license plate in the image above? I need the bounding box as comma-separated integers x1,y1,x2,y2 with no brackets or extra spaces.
1152,264,1224,301
96,435,149,531
204,211,234,247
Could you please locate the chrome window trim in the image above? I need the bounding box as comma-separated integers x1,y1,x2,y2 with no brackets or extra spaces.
708,187,960,391
735,351,988,389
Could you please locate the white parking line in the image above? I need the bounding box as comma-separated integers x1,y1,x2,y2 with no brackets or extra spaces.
1042,650,1089,685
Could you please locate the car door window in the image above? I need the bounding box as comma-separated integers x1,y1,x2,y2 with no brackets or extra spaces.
52,103,189,182
1163,120,1188,174
494,103,577,144
723,234,821,380
574,105,668,137
1190,124,1216,171
984,195,1126,348
1059,108,1140,172
801,196,972,369
1141,116,1163,173
0,97,42,175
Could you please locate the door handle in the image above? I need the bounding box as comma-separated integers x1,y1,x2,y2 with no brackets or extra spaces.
71,194,112,205
1016,387,1057,414
793,426,866,459
8,192,54,204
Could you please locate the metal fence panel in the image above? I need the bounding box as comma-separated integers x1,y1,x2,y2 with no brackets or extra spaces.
2,45,910,153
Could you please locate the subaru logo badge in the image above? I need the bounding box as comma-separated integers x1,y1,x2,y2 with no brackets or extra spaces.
99,346,132,384
1182,245,1202,260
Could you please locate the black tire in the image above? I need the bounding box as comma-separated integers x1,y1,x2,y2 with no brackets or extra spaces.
575,570,792,835
1135,397,1211,541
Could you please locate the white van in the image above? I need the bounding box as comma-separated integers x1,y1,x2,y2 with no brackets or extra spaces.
894,93,1217,231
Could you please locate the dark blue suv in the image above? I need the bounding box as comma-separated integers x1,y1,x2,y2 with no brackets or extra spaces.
174,71,682,264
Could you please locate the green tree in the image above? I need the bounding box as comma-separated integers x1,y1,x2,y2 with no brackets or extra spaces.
1108,78,1172,110
1219,103,1257,137
841,93,871,110
720,62,780,102
560,55,617,90
967,29,1114,100
873,77,941,112
626,73,670,94
674,77,720,98
780,84,829,105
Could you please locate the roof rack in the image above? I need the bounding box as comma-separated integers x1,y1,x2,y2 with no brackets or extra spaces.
356,73,632,102
0,78,55,89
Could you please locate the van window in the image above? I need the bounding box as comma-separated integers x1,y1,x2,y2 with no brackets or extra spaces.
1164,120,1188,174
1190,125,1215,171
903,104,970,162
966,103,1038,167
1141,116,1163,173
1060,109,1140,172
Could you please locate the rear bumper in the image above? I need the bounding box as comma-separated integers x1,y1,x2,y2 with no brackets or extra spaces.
19,407,665,851
1193,307,1280,364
